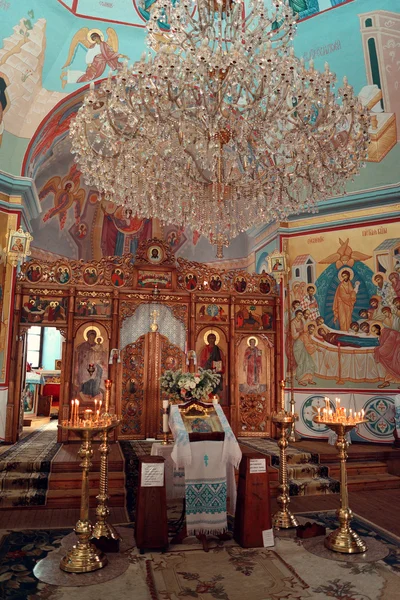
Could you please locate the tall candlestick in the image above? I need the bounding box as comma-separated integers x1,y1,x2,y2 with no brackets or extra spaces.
76,400,80,424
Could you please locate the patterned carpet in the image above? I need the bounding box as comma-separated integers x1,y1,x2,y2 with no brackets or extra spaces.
0,421,61,507
119,440,153,521
239,437,340,496
1,513,399,599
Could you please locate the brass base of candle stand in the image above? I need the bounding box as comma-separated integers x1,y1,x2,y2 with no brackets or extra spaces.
324,508,367,554
272,411,299,530
161,431,170,445
60,519,107,573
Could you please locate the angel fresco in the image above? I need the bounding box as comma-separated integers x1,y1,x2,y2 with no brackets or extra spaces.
60,28,128,88
39,165,86,230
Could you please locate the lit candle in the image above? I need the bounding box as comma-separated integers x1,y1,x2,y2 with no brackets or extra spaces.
71,399,75,424
162,400,169,433
212,395,219,404
76,400,80,423
99,400,102,414
336,397,340,410
94,399,98,413
325,397,330,411
317,407,321,419
361,409,365,419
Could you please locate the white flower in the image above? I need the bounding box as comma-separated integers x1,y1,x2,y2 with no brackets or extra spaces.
190,381,196,389
194,377,200,384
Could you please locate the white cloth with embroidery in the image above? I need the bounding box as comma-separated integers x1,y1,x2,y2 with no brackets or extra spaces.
169,404,242,534
185,440,228,535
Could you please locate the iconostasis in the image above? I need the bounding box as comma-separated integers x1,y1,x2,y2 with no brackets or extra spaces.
9,239,280,443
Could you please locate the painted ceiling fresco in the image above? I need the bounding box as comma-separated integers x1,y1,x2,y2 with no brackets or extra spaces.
0,0,399,260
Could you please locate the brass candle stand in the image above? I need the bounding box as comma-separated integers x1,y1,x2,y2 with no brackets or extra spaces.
91,379,121,549
272,381,299,529
57,421,108,573
91,419,121,550
316,415,368,554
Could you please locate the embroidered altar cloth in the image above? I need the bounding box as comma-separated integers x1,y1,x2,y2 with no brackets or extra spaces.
169,405,242,535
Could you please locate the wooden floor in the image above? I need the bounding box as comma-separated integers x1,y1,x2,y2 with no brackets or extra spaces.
272,489,400,538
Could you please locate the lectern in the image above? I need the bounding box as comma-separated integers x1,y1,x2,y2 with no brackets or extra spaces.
135,456,168,553
234,452,272,548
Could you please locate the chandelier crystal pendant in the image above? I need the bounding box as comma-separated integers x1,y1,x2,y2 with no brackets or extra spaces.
70,0,370,244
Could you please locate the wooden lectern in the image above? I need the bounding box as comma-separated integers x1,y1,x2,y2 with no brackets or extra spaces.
234,452,272,548
135,456,168,553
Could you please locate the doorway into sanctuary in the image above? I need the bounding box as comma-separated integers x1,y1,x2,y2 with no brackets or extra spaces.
119,332,185,439
118,303,186,439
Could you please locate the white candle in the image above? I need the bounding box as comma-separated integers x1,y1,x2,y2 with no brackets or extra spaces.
162,400,169,409
162,413,169,433
71,399,75,423
361,409,365,419
212,395,218,404
76,400,79,423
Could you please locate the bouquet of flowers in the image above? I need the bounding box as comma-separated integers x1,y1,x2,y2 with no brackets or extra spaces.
160,368,221,401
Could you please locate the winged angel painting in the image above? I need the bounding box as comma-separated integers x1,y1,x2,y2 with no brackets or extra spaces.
60,28,128,88
39,165,86,230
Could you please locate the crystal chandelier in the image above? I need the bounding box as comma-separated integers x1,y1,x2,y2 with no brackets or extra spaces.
70,0,370,244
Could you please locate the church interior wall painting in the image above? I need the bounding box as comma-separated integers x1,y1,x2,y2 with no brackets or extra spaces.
275,218,400,443
75,294,112,318
72,321,110,408
235,304,274,332
297,391,396,444
137,270,172,289
284,219,400,392
236,334,274,437
21,294,68,324
196,327,228,407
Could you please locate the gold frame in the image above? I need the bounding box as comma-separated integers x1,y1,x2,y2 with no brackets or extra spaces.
6,227,33,266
